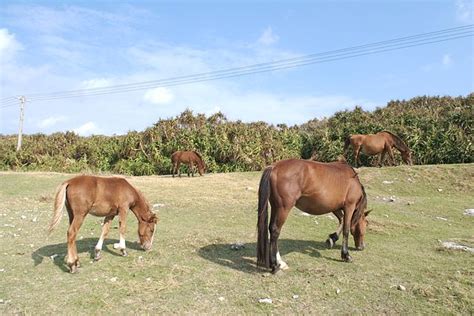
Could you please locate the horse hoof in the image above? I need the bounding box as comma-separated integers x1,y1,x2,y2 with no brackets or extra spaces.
342,255,353,263
326,238,334,249
69,264,78,274
94,250,102,261
121,249,128,257
271,266,281,275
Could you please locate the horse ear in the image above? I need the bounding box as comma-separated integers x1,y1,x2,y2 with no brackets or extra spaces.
364,210,372,217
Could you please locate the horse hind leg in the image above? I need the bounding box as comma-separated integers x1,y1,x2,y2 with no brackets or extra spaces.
66,214,85,273
326,209,343,248
269,207,291,274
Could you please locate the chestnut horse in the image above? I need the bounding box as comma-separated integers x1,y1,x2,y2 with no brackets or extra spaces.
344,131,412,167
171,150,206,177
48,175,158,273
257,159,369,274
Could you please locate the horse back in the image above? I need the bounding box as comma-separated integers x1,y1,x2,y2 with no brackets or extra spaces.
65,175,137,214
270,159,361,214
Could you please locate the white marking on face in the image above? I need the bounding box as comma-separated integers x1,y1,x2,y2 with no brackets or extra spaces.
149,223,157,247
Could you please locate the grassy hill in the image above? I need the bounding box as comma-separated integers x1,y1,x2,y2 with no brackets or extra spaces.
0,163,473,314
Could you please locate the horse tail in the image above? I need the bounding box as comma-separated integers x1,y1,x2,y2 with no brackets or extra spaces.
343,135,352,156
257,166,273,268
351,184,367,227
48,182,68,234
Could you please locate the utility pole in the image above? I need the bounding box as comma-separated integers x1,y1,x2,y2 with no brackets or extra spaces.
16,96,26,151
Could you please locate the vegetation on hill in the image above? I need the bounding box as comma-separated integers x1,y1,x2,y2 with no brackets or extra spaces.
0,94,472,175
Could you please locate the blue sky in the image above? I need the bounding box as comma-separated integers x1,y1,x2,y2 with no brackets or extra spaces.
0,0,473,135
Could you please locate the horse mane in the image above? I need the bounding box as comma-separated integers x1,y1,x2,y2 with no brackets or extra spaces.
351,183,367,227
128,181,154,221
382,131,409,153
193,151,205,168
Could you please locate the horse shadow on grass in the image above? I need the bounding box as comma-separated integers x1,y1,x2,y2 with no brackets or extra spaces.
198,239,343,274
32,238,144,272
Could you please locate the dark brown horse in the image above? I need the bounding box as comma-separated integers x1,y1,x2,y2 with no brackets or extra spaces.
171,150,206,177
48,175,158,273
344,131,412,167
257,159,369,274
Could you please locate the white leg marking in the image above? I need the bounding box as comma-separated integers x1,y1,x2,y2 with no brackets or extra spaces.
113,235,126,249
95,237,104,250
276,251,289,270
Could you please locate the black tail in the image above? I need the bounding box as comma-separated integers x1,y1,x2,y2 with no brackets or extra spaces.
257,166,273,268
343,135,352,156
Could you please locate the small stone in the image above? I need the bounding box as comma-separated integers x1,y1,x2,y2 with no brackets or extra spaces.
218,296,225,302
230,242,245,250
110,277,118,282
336,288,341,294
382,181,393,184
32,217,37,222
464,209,474,216
436,216,448,221
389,196,396,202
146,277,152,282
50,254,58,260
397,284,406,291
437,188,443,192
245,187,254,191
258,298,273,304
21,215,27,219
0,268,5,272
292,294,299,299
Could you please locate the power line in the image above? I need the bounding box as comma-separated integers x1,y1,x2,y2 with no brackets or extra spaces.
1,25,472,107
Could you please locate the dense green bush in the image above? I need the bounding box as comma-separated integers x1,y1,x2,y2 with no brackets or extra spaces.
0,94,472,175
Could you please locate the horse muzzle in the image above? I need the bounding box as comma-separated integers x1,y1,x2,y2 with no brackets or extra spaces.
141,241,152,251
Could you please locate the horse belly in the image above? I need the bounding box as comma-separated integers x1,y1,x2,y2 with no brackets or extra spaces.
88,203,119,217
295,196,341,216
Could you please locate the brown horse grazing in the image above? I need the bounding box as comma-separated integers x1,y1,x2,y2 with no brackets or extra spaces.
257,159,369,274
344,131,412,167
171,150,206,177
48,175,158,273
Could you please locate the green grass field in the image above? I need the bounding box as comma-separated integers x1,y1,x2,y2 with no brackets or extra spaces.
0,164,473,314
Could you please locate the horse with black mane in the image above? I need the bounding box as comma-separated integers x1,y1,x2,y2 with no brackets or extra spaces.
171,150,206,177
257,159,369,274
48,175,158,273
344,131,412,167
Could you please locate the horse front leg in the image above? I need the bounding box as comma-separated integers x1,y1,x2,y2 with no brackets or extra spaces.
177,162,181,177
341,206,353,262
269,207,290,274
66,215,85,273
190,162,194,177
378,149,387,167
387,146,395,166
354,145,361,167
94,215,114,261
326,209,343,248
113,208,128,257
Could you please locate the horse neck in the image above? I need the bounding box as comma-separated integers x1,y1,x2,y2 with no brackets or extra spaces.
387,133,408,153
130,194,152,222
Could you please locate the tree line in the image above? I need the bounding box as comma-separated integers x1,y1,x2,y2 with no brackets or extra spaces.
0,94,472,175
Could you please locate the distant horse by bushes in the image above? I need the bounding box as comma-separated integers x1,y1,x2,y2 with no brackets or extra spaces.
171,151,206,177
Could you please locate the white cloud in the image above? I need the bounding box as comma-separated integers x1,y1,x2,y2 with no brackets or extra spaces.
442,54,453,67
258,27,279,46
143,87,174,104
0,28,23,63
81,78,113,89
38,115,67,128
74,122,101,136
456,0,473,23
